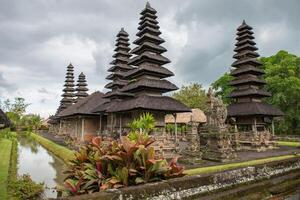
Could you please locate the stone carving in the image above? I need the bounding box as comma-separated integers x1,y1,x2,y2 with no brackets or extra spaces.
200,88,236,162
206,88,227,131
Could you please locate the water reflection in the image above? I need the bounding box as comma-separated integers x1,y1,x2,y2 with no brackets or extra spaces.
18,136,66,198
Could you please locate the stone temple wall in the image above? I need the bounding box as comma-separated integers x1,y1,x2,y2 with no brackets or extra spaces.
60,157,300,200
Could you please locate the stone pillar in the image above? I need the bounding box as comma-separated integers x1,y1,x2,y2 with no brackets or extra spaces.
99,115,102,136
173,113,178,145
119,114,122,138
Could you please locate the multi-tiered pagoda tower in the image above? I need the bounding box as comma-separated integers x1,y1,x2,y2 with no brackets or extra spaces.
75,72,89,102
97,2,190,133
227,21,283,151
57,63,75,114
104,28,134,100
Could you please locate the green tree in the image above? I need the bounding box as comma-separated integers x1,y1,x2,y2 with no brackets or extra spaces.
211,73,234,104
211,50,300,135
172,83,207,111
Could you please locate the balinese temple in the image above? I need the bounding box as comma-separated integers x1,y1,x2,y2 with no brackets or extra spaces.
93,2,190,135
227,20,283,150
0,109,11,129
56,63,76,114
75,72,89,103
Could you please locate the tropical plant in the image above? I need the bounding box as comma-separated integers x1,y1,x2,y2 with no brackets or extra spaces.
9,174,44,200
128,112,155,135
64,132,184,195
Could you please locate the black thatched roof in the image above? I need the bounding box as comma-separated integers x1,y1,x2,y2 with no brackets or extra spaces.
57,91,108,118
93,95,190,113
0,109,11,129
120,78,178,93
227,21,283,118
227,102,283,117
124,64,174,79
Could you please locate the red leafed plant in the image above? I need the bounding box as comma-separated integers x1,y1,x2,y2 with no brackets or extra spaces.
64,131,185,195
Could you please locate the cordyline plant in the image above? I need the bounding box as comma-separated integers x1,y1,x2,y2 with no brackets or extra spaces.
64,132,185,195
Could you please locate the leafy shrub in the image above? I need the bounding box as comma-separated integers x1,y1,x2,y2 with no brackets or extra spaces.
64,132,185,195
0,128,17,140
128,112,155,135
9,174,44,199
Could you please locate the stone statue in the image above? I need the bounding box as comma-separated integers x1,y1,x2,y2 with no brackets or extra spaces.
206,88,227,130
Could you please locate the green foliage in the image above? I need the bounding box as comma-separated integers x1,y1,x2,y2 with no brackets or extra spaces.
128,113,155,135
211,50,300,135
172,83,207,110
0,139,12,199
20,114,42,131
30,132,75,163
261,50,300,135
186,153,300,176
64,131,184,195
211,72,234,104
0,128,17,140
9,174,44,200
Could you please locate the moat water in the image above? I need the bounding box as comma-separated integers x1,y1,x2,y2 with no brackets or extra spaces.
17,136,66,198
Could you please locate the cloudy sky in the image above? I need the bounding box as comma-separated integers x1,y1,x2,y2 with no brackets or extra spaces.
0,0,299,117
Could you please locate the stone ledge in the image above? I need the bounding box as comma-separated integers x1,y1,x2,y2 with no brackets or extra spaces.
60,157,300,200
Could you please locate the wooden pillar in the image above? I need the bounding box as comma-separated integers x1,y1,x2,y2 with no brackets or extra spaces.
253,118,257,133
81,118,85,141
75,118,78,138
119,114,122,138
110,114,113,133
59,120,62,134
271,119,275,136
173,113,178,144
99,115,102,136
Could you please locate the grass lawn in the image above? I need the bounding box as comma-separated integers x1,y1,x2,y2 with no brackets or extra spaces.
277,141,300,147
30,132,75,163
0,139,12,200
185,153,300,176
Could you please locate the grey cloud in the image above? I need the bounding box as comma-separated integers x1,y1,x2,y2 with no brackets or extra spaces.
0,0,299,116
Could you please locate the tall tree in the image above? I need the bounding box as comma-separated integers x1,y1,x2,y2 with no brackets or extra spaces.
172,83,207,111
211,73,234,104
211,50,300,135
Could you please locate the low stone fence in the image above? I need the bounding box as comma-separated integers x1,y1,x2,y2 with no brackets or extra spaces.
60,156,300,200
277,135,300,142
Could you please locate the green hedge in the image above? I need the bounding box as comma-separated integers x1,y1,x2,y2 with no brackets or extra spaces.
185,154,300,176
277,141,300,147
30,132,75,163
0,139,12,199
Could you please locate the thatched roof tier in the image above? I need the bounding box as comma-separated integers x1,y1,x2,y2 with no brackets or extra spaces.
231,58,262,67
236,29,254,36
139,17,158,26
165,109,206,124
120,78,178,93
233,50,259,59
105,71,124,80
129,52,170,66
133,33,164,45
108,64,132,72
228,89,271,98
58,91,108,118
117,28,129,37
229,77,266,86
227,102,283,117
235,38,256,46
0,109,11,129
103,91,134,99
93,95,190,113
104,79,128,89
234,43,258,52
131,42,166,55
231,66,265,76
124,64,174,79
110,57,130,65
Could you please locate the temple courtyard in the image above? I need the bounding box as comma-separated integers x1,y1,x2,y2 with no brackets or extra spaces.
0,1,300,200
